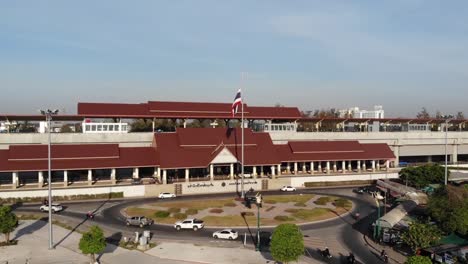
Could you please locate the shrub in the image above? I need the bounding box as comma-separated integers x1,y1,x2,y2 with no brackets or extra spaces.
294,202,307,207
334,198,350,208
314,196,331,205
209,208,223,214
224,202,237,207
185,208,198,215
154,211,170,218
241,212,254,217
274,215,295,221
285,208,299,213
168,208,181,213
173,213,187,220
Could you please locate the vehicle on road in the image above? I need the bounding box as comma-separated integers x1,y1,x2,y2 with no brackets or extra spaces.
353,187,365,194
126,216,154,227
40,203,63,213
280,186,296,192
174,218,204,231
158,192,176,199
212,229,238,240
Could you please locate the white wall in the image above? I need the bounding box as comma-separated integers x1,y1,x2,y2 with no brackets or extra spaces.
0,185,145,199
181,180,262,195
290,173,399,187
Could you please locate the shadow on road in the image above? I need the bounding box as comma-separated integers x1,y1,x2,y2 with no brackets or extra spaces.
97,232,123,262
13,217,48,240
241,212,256,245
54,195,113,248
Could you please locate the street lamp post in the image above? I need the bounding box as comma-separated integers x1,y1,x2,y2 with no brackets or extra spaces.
255,193,262,252
40,109,59,250
444,119,448,185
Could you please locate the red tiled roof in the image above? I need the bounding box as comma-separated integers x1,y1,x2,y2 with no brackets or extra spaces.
76,101,302,120
8,144,120,161
288,141,363,154
176,127,258,147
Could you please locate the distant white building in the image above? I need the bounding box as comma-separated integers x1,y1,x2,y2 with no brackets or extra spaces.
339,105,384,119
0,122,6,133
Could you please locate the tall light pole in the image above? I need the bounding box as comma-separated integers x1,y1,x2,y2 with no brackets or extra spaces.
40,109,59,250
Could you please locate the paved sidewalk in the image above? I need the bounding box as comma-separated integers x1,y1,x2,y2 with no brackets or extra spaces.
0,220,318,264
363,235,407,264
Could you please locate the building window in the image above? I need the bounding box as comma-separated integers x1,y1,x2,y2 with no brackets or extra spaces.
97,125,102,131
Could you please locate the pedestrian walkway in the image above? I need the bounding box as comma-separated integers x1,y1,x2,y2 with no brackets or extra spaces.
0,220,319,264
363,235,407,264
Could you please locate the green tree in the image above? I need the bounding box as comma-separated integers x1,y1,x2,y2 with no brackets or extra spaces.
428,185,468,234
456,111,465,120
60,124,73,133
130,119,153,132
402,222,441,253
399,164,446,189
0,205,18,243
416,107,430,119
270,223,304,264
79,225,106,263
405,255,432,264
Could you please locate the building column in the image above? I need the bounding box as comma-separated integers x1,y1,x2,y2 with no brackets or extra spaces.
333,161,337,172
133,168,139,179
318,162,322,174
185,169,190,183
393,146,400,167
64,170,68,187
12,172,18,189
286,163,290,173
260,166,264,176
38,171,44,187
271,166,276,179
88,170,93,186
253,166,257,178
277,164,281,176
348,162,352,172
302,163,306,173
210,164,214,180
362,161,366,171
452,145,458,164
326,161,330,174
294,162,298,174
310,162,314,174
156,167,161,182
183,119,187,128
111,168,116,185
230,164,234,180
385,160,390,171
372,160,376,172
342,161,346,174
357,160,361,172
162,170,167,184
376,161,381,171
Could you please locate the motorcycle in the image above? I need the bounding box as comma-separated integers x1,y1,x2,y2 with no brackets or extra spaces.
347,253,356,264
86,212,95,219
319,248,332,259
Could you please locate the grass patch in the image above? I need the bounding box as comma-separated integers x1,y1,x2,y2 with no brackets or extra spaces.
185,208,198,215
119,241,156,251
154,211,170,218
266,206,276,212
173,213,187,220
285,208,299,213
294,202,307,207
334,198,352,208
150,199,233,210
17,214,42,220
168,208,181,213
0,240,18,246
314,196,332,205
209,208,224,214
291,208,331,221
263,194,314,204
224,202,237,207
274,215,295,221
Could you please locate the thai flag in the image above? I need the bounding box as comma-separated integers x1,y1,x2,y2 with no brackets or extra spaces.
231,89,242,117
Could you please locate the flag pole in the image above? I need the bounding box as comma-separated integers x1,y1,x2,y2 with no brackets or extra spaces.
241,73,245,199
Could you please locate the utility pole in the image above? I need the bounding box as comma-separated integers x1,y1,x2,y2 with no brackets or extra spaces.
255,193,262,251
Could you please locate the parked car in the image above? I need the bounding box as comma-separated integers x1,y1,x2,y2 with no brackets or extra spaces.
131,178,142,185
174,218,204,231
280,186,296,192
353,188,365,194
126,216,154,227
40,203,63,213
158,192,176,199
212,229,238,240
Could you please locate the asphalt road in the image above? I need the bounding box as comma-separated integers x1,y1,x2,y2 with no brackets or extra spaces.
14,187,385,263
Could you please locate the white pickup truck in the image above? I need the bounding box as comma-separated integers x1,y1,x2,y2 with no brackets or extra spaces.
174,218,204,231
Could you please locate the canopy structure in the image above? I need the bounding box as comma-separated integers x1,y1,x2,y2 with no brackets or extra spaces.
377,200,418,229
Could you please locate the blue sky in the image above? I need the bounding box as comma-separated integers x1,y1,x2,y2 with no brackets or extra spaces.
1,1,468,116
